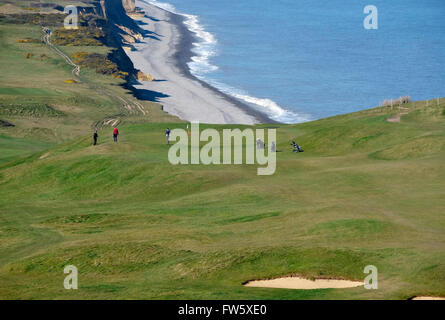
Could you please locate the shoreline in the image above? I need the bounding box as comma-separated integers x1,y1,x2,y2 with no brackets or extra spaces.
127,1,276,125
168,13,276,124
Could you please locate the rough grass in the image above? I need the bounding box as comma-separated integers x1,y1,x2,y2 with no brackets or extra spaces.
0,103,444,299
0,22,171,144
0,3,443,300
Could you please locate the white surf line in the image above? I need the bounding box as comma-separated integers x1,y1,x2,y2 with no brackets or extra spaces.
146,1,310,124
129,1,260,124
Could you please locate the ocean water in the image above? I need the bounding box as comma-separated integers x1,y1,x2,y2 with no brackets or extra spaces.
146,0,445,123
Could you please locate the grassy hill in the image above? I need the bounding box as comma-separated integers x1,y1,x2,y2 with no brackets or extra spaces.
0,0,444,300
0,2,176,148
0,100,444,299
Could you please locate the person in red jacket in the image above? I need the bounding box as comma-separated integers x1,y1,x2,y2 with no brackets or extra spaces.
112,127,119,142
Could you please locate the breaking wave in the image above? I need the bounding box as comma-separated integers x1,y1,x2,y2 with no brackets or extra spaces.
147,0,310,123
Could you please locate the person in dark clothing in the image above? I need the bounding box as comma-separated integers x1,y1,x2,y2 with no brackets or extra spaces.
93,130,98,146
292,141,303,153
113,127,119,142
165,128,171,145
257,139,265,150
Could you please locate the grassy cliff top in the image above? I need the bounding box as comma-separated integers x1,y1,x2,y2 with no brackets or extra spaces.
1,97,444,299
0,0,444,300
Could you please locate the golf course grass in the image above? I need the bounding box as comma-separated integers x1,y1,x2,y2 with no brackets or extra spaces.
0,102,444,299
0,1,444,300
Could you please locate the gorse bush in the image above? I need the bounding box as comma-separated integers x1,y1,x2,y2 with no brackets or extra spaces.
52,27,104,46
71,51,129,79
17,38,41,44
0,13,65,26
23,7,39,12
71,51,90,62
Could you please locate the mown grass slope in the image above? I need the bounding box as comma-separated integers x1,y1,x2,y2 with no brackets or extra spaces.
0,19,175,147
0,100,444,299
0,0,443,300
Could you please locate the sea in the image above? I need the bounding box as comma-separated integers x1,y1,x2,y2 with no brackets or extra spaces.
146,0,445,123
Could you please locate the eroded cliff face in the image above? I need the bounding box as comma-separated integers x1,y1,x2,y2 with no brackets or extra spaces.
95,0,143,46
99,0,107,18
98,0,135,19
122,0,136,13
96,0,154,81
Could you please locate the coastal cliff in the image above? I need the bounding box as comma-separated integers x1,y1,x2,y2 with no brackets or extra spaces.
84,0,142,47
100,0,137,22
91,0,154,81
122,0,136,13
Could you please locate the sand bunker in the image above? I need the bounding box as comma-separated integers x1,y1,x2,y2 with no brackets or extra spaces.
39,153,50,160
244,276,363,290
386,114,402,123
411,296,445,300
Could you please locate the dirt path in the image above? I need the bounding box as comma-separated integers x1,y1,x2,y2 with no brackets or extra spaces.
41,28,148,129
386,107,410,123
42,27,81,80
386,114,402,123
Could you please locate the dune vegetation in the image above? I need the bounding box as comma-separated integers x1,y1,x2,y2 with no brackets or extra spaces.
0,0,444,300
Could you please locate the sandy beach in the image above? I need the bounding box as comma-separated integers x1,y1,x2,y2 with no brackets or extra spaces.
127,1,270,125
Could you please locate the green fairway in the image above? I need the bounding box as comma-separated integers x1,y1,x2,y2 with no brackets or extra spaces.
0,100,444,299
0,135,53,164
0,88,58,96
0,21,174,144
0,0,443,300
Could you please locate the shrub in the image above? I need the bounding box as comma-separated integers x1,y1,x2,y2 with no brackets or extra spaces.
71,51,127,79
17,38,41,44
0,13,65,26
52,27,104,46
